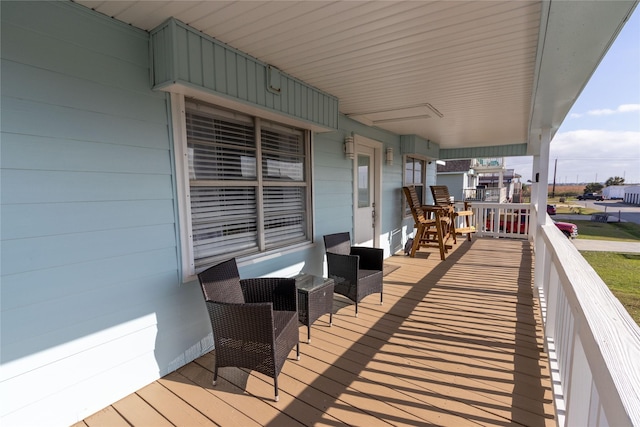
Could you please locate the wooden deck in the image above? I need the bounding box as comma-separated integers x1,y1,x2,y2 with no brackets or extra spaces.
76,238,555,427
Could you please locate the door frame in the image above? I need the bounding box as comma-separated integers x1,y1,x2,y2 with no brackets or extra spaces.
352,134,383,247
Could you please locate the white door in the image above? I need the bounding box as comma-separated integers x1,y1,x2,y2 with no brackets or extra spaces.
353,142,380,247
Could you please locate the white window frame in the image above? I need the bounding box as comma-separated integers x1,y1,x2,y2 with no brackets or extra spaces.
402,155,428,218
171,94,313,281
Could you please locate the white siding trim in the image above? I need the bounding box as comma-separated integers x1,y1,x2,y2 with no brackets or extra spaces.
170,93,197,281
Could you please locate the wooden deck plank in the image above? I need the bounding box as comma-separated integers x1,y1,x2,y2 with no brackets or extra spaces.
181,359,305,427
294,343,488,426
79,238,555,427
158,371,261,427
111,392,172,426
305,320,551,425
80,405,129,427
136,381,214,426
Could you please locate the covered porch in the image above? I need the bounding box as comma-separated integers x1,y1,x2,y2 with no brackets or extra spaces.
77,238,555,426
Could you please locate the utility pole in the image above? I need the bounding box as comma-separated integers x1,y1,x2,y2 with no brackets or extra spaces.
551,158,557,198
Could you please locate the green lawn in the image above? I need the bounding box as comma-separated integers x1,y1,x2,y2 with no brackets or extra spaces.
580,252,640,325
551,203,640,325
571,220,640,242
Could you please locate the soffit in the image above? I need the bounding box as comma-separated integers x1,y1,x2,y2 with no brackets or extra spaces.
75,0,636,153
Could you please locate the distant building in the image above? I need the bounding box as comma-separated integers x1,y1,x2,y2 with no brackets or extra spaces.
624,186,640,205
602,185,627,200
436,159,476,201
437,158,522,202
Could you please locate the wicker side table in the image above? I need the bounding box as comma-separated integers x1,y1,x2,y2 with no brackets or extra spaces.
295,274,334,344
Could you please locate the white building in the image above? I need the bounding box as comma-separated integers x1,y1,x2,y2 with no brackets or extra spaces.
624,185,640,205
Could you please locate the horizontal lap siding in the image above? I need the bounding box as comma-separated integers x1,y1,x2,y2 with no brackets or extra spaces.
312,117,403,254
0,2,210,426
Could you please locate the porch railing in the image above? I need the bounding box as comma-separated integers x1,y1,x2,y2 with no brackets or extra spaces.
458,202,530,239
535,221,640,426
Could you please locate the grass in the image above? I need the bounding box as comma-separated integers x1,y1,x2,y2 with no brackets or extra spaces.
571,220,640,242
555,205,599,215
551,199,640,325
580,252,640,325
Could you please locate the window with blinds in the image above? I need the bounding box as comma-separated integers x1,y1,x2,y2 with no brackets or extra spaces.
185,102,310,271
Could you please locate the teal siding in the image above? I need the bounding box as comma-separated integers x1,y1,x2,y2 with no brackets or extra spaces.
312,115,406,258
150,18,339,131
440,143,528,159
0,2,210,425
400,134,440,158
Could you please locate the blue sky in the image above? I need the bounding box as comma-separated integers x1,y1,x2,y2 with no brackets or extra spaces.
506,7,640,185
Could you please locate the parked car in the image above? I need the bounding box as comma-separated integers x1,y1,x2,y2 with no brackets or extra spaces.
553,219,578,239
547,204,556,215
486,211,578,238
577,193,603,201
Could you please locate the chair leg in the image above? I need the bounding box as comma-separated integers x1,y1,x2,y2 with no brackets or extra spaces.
410,227,421,257
380,292,383,305
213,366,218,386
274,378,279,402
296,343,300,361
354,301,358,317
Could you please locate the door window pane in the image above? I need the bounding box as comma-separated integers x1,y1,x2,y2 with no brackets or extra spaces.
358,154,370,208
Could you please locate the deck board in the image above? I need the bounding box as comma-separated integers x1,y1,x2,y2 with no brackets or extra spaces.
81,238,555,426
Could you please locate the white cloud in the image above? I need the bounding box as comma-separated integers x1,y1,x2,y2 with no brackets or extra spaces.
507,130,640,184
619,104,640,113
587,108,616,116
586,103,640,116
551,130,640,183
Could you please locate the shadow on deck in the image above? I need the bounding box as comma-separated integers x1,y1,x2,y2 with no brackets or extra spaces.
78,238,555,426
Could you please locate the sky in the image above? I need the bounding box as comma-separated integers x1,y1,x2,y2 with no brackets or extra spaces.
506,7,640,185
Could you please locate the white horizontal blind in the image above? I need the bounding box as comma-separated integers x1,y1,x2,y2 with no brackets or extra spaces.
261,121,307,248
185,102,309,270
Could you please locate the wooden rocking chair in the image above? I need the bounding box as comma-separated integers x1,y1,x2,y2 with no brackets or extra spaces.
402,186,454,260
430,185,476,241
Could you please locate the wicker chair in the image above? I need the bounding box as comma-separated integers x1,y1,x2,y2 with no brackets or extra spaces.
403,186,454,260
323,232,383,317
197,258,300,402
430,185,477,241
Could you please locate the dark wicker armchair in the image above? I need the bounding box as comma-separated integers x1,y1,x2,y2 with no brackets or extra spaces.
323,232,383,317
197,258,300,402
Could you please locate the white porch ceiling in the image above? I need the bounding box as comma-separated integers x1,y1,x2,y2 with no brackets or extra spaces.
76,0,636,154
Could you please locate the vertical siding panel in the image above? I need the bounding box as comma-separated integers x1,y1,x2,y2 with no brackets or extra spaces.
175,26,189,81
214,44,226,92
272,81,281,111
246,60,257,103
247,61,258,104
201,41,215,90
280,75,288,112
307,86,314,122
151,28,169,85
149,19,338,131
256,63,266,105
187,31,203,86
225,50,237,97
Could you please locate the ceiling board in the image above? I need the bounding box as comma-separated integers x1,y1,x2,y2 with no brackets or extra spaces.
75,0,636,153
